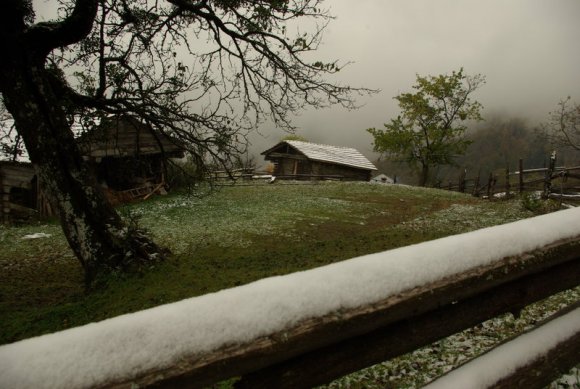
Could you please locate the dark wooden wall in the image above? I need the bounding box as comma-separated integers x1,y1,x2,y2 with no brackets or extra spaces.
270,156,371,181
0,162,36,223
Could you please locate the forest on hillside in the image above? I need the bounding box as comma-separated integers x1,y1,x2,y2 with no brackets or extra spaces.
375,114,580,185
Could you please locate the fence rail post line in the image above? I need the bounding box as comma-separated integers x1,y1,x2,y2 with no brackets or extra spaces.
519,158,524,194
505,165,510,199
544,151,557,198
440,153,579,201
458,169,466,193
472,170,481,197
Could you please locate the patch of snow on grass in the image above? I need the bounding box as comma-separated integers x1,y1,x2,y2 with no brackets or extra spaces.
20,232,52,240
1,207,579,388
127,186,372,252
400,203,532,233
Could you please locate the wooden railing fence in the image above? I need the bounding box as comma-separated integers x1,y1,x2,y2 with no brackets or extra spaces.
440,154,580,200
103,234,580,389
207,168,256,181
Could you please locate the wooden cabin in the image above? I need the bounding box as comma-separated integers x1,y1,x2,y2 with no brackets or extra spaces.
1,116,184,222
77,115,184,203
261,140,377,181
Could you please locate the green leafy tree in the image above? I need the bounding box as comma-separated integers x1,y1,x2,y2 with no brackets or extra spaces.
0,0,371,285
368,69,485,186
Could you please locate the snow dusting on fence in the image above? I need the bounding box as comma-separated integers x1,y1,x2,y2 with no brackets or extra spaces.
424,307,580,389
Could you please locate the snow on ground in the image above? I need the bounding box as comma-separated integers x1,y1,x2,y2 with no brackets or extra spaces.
20,233,52,240
1,207,579,388
423,307,580,389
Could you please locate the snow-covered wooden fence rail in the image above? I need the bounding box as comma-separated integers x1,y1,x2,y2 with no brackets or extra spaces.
1,209,579,389
424,303,580,389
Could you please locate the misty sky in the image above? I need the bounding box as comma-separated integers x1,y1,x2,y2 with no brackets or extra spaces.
32,1,580,164
249,0,580,162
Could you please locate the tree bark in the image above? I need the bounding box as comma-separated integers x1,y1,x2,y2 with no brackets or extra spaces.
0,2,164,286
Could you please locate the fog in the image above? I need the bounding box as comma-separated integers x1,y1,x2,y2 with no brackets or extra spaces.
248,0,580,164
31,1,580,166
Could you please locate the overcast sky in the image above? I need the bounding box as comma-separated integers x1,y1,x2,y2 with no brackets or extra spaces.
249,0,580,161
32,0,580,163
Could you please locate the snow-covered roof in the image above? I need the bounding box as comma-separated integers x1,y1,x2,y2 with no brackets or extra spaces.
263,140,377,171
77,115,182,158
0,117,92,163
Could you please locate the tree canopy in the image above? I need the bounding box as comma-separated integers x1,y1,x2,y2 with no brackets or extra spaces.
0,0,370,285
368,68,484,186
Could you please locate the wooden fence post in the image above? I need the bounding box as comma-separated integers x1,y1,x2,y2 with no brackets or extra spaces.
1,189,8,224
543,151,556,199
472,170,481,197
519,159,524,195
505,165,510,199
487,172,494,198
458,169,466,193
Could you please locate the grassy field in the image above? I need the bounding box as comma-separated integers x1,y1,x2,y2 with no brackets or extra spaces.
0,181,577,387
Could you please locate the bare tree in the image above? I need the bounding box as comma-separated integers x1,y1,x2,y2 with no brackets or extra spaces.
540,97,580,152
0,0,371,285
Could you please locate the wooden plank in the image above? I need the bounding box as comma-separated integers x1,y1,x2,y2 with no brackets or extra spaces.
104,236,580,389
492,324,579,389
143,183,165,200
425,303,580,389
265,152,308,161
519,159,524,194
235,255,580,389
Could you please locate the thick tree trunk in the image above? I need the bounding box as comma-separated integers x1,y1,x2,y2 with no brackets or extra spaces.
0,31,164,286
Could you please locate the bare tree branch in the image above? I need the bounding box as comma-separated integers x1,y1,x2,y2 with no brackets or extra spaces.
25,0,98,57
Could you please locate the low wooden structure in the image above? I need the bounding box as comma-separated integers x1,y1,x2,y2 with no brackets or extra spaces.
261,140,377,181
1,116,184,222
0,161,36,223
78,115,183,203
